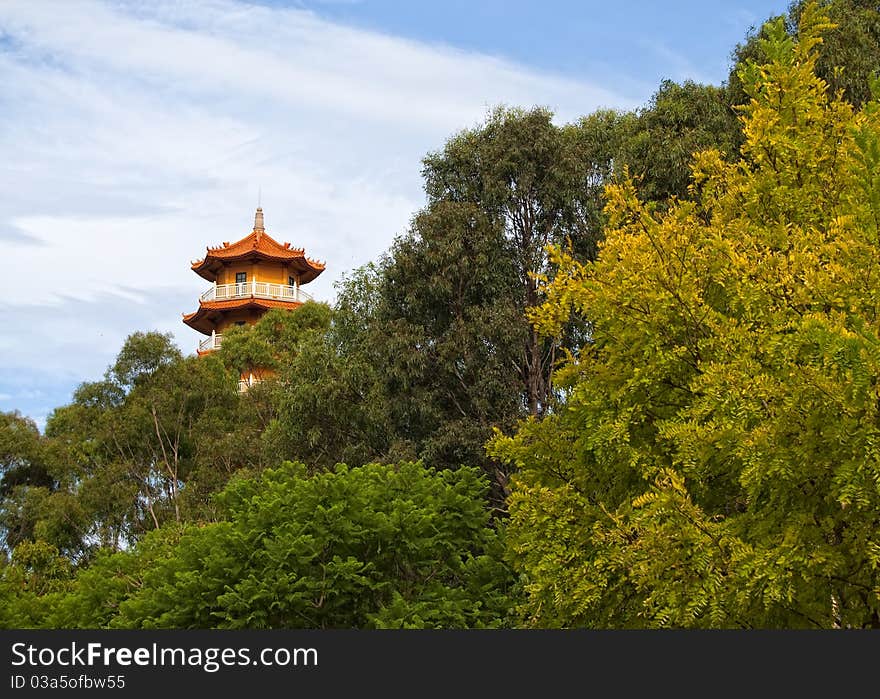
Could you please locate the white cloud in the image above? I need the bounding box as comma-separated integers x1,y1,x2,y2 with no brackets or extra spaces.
635,38,716,86
0,0,637,420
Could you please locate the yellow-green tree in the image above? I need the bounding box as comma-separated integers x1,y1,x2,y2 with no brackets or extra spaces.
491,3,880,628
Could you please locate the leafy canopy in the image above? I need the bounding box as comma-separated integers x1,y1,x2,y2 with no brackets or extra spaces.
492,3,880,629
39,461,514,629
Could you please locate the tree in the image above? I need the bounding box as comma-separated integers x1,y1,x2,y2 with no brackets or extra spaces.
375,202,527,478
110,352,236,525
270,225,524,490
0,540,72,628
218,302,332,384
107,331,182,392
32,333,238,553
0,412,55,551
423,107,605,417
729,0,880,109
492,3,880,628
256,289,395,471
43,381,138,554
614,80,741,206
39,461,514,629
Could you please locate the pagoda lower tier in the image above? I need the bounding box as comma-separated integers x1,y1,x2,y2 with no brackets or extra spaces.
183,283,314,343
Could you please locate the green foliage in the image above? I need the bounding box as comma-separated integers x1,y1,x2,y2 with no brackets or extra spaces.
375,201,527,476
21,462,514,629
8,540,73,595
270,110,598,483
423,106,606,417
268,108,609,489
1,334,239,556
47,527,184,629
268,268,396,471
110,351,238,526
0,412,55,550
0,540,72,628
493,3,880,628
218,302,333,380
730,0,880,109
614,80,741,206
109,331,182,392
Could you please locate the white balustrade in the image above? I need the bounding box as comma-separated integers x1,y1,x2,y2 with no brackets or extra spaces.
238,374,260,393
199,281,314,304
198,333,223,353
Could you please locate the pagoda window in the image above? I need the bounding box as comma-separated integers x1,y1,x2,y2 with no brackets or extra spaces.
236,272,247,284
288,275,296,287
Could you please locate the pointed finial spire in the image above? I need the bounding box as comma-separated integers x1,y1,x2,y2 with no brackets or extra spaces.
253,206,264,239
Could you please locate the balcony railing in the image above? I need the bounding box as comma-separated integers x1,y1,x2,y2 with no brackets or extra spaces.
238,375,261,393
200,281,314,304
198,333,223,353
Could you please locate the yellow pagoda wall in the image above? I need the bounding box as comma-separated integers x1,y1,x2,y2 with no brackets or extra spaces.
217,262,298,286
214,308,264,333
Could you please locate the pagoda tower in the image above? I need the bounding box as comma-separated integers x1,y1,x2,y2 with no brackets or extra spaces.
183,208,325,383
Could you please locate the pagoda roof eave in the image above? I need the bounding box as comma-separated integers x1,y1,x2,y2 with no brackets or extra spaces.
190,229,325,283
191,251,325,284
182,297,304,335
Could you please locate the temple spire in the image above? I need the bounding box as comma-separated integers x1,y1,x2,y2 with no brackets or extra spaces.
253,206,265,240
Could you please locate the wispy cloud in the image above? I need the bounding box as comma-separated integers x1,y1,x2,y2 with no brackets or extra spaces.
0,0,637,424
634,38,716,86
0,222,44,246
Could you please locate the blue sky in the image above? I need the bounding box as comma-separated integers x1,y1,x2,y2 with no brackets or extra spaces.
0,0,791,429
290,0,789,94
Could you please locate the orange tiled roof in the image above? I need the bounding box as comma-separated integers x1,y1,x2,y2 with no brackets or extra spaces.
190,213,325,283
182,297,303,335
